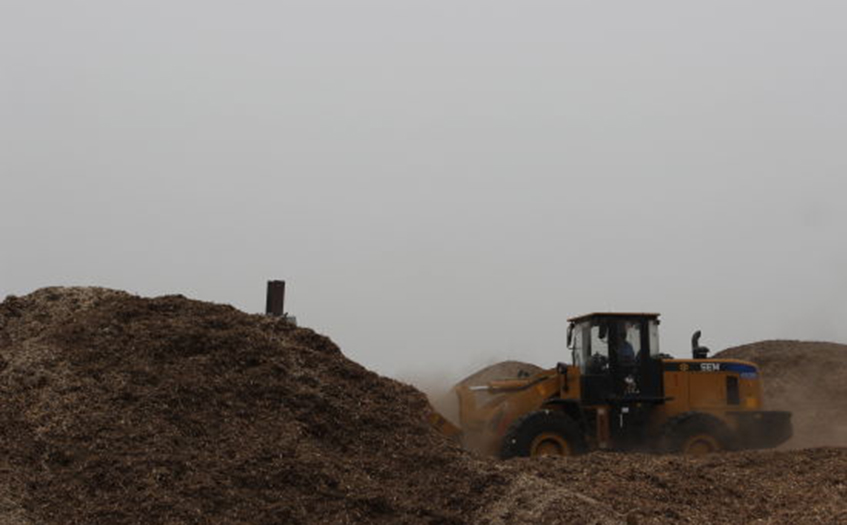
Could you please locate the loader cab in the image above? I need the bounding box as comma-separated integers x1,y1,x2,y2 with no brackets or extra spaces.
568,313,664,404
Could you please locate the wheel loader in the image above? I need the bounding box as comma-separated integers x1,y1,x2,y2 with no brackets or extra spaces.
430,313,792,457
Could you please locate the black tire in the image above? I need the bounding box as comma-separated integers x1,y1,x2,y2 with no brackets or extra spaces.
500,410,587,459
660,412,734,455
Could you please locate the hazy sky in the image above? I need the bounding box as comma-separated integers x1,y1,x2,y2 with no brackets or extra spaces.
2,1,846,384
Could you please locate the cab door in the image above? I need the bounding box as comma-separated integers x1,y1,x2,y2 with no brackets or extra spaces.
608,319,663,400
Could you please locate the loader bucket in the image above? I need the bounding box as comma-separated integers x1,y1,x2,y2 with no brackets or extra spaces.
430,361,557,456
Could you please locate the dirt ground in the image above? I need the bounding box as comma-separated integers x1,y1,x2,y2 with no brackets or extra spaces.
0,288,844,524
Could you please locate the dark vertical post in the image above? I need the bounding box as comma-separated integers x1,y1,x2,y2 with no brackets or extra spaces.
266,280,285,317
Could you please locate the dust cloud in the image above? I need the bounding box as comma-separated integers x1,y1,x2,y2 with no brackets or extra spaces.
717,340,847,448
396,368,462,426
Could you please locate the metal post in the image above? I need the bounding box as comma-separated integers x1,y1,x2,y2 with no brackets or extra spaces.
266,280,285,317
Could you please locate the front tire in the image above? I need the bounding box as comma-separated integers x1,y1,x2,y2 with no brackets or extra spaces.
500,410,587,459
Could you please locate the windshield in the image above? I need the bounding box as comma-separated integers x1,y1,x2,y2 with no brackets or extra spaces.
619,321,641,365
572,318,658,368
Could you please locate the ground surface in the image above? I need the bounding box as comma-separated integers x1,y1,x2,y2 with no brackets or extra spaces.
0,288,843,524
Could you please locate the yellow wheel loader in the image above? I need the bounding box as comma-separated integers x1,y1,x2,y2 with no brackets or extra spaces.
432,313,792,457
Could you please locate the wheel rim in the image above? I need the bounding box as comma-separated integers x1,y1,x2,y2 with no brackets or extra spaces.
683,434,720,456
530,432,572,457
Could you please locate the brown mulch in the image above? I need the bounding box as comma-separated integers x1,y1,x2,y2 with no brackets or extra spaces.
0,288,616,525
0,287,844,524
518,447,847,524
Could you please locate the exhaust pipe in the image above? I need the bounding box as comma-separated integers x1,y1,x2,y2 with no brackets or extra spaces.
265,280,286,317
691,330,709,359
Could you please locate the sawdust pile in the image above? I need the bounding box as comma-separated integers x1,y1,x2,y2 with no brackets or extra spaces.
0,288,615,525
520,448,847,524
0,287,844,524
717,340,847,447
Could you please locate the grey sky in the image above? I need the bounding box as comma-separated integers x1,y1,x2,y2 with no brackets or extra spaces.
2,1,846,383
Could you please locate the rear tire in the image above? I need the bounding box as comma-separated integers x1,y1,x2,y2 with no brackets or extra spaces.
500,410,587,459
661,412,732,456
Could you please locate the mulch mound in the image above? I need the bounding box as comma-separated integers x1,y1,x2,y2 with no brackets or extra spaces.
0,287,844,524
716,340,847,447
0,288,616,525
518,447,847,524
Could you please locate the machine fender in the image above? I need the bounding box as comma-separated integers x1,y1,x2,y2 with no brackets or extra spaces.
660,411,735,453
541,399,588,433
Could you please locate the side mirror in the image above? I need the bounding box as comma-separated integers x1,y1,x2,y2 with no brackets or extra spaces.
566,324,574,349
